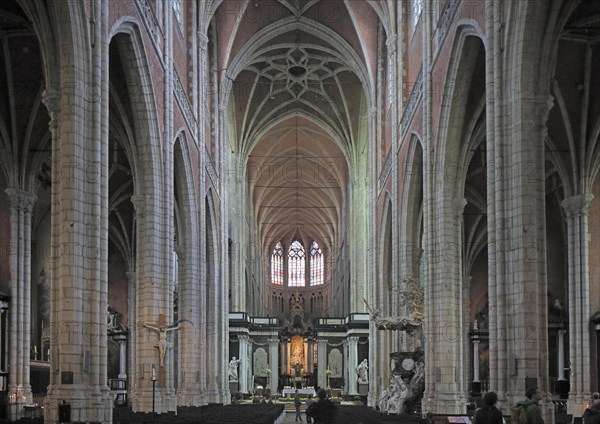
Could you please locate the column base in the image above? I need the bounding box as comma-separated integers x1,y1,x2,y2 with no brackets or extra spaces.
130,386,177,413
421,394,466,416
204,387,226,404
567,395,587,420
177,386,204,406
45,384,113,424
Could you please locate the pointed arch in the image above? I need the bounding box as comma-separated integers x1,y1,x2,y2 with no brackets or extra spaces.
109,22,163,194
399,134,424,278
173,131,201,405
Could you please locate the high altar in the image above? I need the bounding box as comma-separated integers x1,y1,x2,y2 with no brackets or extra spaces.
227,290,370,396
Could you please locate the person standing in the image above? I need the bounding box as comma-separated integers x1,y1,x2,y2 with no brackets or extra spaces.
294,389,303,422
583,392,600,424
305,394,314,423
473,392,503,424
516,387,545,424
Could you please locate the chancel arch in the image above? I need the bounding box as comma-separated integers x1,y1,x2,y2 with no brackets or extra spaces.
3,2,600,423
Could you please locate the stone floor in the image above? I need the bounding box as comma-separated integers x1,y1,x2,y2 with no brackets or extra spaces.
281,406,421,424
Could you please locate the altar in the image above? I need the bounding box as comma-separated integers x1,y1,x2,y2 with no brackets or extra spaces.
282,387,316,397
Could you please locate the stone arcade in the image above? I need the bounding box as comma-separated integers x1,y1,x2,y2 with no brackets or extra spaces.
0,1,599,423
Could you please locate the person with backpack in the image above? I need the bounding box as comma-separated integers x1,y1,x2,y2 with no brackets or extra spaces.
294,389,303,422
583,392,600,424
515,387,544,424
306,388,337,424
474,391,503,424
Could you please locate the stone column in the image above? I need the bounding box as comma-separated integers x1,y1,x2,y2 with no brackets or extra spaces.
0,301,8,390
303,337,309,375
43,3,113,421
307,337,314,377
175,242,201,406
197,29,209,406
557,330,566,382
5,188,36,421
269,338,279,391
317,339,327,389
347,336,359,395
116,336,127,379
238,335,250,393
472,334,480,383
562,194,594,416
126,271,136,400
281,337,288,376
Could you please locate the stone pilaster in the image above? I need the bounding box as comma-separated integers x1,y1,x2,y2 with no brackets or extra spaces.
116,336,127,379
562,194,595,417
126,271,136,400
238,335,251,394
317,339,327,388
347,336,359,395
175,242,202,406
5,188,36,421
269,338,279,391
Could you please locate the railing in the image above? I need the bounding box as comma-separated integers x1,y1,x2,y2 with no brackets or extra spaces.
109,378,127,391
109,378,128,407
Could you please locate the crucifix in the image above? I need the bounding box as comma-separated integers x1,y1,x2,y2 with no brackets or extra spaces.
143,314,180,369
142,315,191,385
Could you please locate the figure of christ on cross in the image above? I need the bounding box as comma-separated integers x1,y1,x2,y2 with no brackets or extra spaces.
143,315,190,367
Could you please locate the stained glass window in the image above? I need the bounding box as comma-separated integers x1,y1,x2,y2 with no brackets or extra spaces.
271,242,284,285
288,240,306,287
310,241,323,286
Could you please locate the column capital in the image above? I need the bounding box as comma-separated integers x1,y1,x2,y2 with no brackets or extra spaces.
42,88,60,128
198,32,208,49
174,244,187,261
125,271,137,284
238,334,250,343
130,194,146,216
4,188,36,212
268,338,279,345
533,95,554,127
456,197,468,216
561,194,594,219
347,336,359,344
386,35,397,52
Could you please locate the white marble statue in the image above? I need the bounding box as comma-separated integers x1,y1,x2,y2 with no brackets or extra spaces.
378,387,389,412
356,358,369,383
228,356,241,381
387,376,409,415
